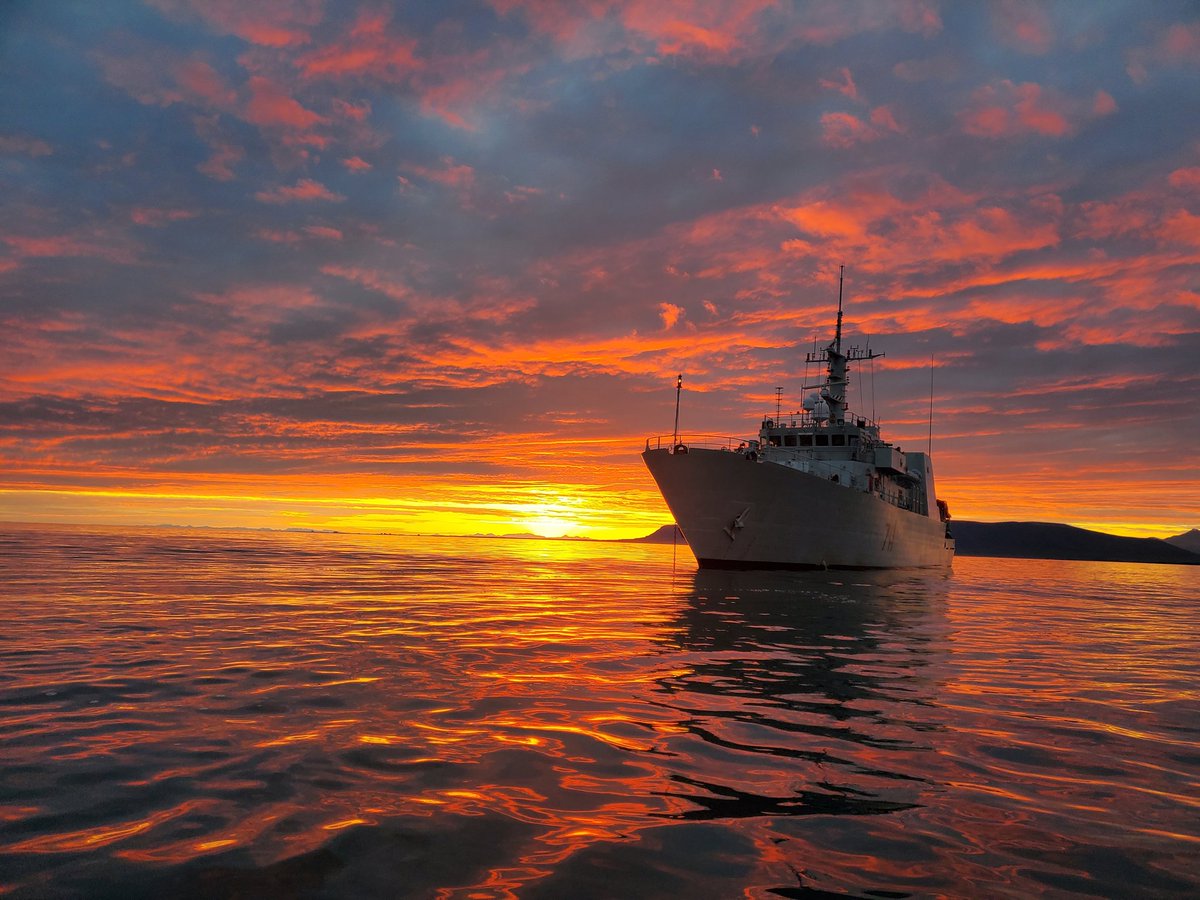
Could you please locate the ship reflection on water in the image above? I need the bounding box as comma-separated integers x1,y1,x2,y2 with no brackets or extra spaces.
659,569,949,824
1,526,1197,898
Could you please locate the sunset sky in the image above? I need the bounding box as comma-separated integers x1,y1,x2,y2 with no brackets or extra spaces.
2,1,1198,540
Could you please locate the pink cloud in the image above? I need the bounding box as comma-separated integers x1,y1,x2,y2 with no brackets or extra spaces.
504,185,543,203
1162,22,1200,59
869,105,904,133
131,208,199,227
491,0,940,64
411,49,522,130
173,58,237,108
819,67,858,99
1092,89,1117,117
405,158,476,192
255,225,343,243
321,264,410,302
342,156,372,172
94,42,238,115
961,80,1071,138
1158,210,1200,248
1075,199,1156,240
2,231,139,265
304,225,343,240
297,10,422,80
0,134,53,157
93,45,183,107
820,112,877,148
990,0,1054,54
192,115,244,181
244,76,328,129
148,0,321,48
255,229,303,244
332,99,371,121
1126,22,1200,84
1168,167,1200,190
254,178,345,204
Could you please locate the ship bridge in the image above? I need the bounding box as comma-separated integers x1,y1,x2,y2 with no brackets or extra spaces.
760,414,881,452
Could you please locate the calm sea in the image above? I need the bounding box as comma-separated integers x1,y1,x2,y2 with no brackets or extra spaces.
1,524,1197,898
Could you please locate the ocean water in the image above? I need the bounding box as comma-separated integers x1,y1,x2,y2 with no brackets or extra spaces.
1,524,1197,898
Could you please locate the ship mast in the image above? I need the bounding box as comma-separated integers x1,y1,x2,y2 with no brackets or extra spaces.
805,265,882,425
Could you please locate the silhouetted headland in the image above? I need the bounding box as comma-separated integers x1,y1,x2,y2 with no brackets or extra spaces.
949,521,1198,565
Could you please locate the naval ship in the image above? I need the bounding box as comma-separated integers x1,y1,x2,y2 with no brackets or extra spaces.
642,272,954,570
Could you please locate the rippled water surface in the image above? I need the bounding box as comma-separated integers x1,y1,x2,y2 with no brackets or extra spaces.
2,524,1198,898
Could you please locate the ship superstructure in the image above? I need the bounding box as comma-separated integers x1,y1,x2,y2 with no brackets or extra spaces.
642,270,954,570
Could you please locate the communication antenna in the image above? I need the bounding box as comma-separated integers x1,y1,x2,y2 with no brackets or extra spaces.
673,373,682,445
775,387,782,420
834,264,845,354
927,353,935,454
867,334,876,424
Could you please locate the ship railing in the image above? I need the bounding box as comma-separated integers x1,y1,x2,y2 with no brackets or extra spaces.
644,434,755,453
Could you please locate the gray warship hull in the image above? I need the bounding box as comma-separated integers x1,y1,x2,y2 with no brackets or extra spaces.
643,446,954,570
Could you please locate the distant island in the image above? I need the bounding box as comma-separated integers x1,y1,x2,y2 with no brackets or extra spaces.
624,521,1200,566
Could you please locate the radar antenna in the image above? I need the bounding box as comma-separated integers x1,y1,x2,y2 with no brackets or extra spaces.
804,266,883,424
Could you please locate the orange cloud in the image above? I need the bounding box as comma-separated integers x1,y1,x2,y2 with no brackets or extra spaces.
658,303,684,329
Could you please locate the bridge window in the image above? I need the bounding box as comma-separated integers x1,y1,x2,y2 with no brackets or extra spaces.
815,434,829,446
784,435,796,447
799,435,813,447
831,434,845,446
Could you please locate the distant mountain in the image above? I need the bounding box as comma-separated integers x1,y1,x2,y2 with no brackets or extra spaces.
1165,528,1200,554
953,521,1200,565
621,524,687,544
